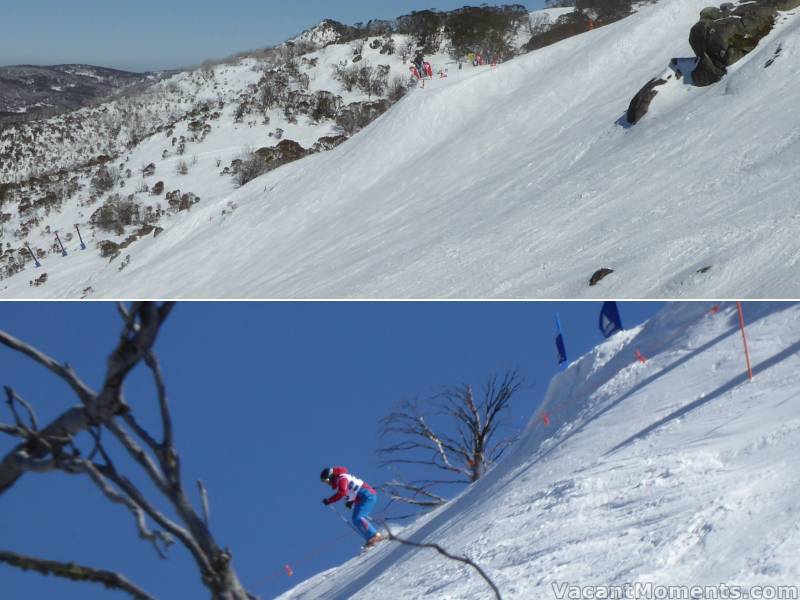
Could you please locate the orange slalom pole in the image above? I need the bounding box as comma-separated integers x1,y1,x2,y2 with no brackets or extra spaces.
736,301,754,381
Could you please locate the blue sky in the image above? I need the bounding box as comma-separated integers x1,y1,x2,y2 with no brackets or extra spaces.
1,1,547,72
0,301,665,600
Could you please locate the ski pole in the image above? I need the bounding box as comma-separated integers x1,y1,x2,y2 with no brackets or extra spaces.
327,504,361,538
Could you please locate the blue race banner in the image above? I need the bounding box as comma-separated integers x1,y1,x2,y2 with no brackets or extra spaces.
599,302,624,338
555,313,567,367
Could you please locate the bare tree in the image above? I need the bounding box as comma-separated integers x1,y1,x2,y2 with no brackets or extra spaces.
0,303,255,600
378,370,523,509
399,38,417,63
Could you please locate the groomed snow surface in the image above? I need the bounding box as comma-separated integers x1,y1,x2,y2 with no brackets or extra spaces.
278,301,800,599
5,0,800,298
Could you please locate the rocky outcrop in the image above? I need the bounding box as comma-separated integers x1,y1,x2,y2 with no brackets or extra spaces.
255,139,310,170
626,0,798,123
590,268,614,286
689,0,798,86
312,135,348,153
335,100,390,135
626,78,667,125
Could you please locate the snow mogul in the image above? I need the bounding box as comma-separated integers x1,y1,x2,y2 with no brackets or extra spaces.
321,466,383,549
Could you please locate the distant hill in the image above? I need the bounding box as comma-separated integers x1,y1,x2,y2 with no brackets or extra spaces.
0,64,154,120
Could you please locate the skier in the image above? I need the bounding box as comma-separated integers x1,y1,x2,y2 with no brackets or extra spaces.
413,50,426,80
321,466,383,549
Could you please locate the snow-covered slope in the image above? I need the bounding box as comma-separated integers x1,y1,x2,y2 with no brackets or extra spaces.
279,301,800,599
3,0,800,298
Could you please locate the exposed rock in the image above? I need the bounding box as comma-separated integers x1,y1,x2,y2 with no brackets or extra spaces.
141,163,156,177
690,1,778,86
151,181,164,196
255,139,310,169
312,135,348,153
589,268,614,286
626,78,667,125
335,100,390,135
29,273,47,287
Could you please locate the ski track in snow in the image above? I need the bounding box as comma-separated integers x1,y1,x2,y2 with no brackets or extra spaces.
276,301,800,599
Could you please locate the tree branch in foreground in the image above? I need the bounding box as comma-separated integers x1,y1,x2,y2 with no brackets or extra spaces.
0,549,157,600
381,522,502,600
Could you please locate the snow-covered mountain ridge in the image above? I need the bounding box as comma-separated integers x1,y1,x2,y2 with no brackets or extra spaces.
0,64,155,119
0,5,561,297
2,0,800,298
278,301,800,599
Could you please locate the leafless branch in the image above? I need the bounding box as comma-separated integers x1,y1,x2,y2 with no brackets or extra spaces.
0,332,95,403
70,435,175,560
5,386,38,431
197,479,211,527
105,419,170,494
94,460,213,576
380,481,448,507
0,422,24,436
381,523,502,600
0,549,157,600
145,352,173,449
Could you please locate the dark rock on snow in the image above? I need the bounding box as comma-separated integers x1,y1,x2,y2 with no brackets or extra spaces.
626,78,667,125
590,268,614,286
689,0,798,86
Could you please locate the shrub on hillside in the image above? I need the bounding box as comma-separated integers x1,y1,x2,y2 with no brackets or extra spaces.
92,166,121,195
524,12,592,51
90,194,142,235
256,71,290,113
380,37,396,55
333,62,360,92
445,5,530,60
387,76,411,102
576,0,632,22
396,10,445,53
233,149,268,188
311,91,343,122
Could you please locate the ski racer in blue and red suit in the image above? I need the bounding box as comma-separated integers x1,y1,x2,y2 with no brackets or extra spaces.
321,466,382,546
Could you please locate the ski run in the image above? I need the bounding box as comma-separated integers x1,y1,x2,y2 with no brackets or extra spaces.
278,301,800,599
1,0,799,298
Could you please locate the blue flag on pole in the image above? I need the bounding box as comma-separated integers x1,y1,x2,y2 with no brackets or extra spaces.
555,314,567,367
599,302,624,338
